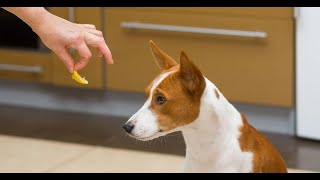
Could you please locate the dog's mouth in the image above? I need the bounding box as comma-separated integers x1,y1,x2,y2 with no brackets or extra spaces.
126,131,164,141
127,134,157,141
136,136,157,141
124,126,181,141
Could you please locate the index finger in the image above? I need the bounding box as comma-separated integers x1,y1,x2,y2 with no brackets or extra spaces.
84,32,113,64
99,43,113,64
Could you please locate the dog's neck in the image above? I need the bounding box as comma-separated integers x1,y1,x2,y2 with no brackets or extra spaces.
181,78,247,172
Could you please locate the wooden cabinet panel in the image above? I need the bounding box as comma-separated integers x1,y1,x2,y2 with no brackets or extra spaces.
130,7,293,19
0,49,52,83
105,8,294,107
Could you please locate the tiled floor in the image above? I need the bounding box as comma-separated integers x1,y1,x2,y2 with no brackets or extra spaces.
0,105,319,173
0,134,315,173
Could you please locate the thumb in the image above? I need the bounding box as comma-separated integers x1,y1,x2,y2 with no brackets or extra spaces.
55,48,75,73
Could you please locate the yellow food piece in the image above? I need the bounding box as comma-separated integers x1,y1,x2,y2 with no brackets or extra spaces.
72,71,88,85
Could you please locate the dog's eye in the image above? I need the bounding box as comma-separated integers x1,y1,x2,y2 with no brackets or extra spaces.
156,96,166,105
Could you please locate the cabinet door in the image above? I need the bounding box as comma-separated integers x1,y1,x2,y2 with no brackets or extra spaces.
105,8,294,107
0,49,52,83
50,7,104,89
133,7,293,19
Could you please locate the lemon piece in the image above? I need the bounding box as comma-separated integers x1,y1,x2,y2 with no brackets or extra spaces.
72,71,88,85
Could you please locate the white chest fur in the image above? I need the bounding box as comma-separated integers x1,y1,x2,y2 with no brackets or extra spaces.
181,78,253,173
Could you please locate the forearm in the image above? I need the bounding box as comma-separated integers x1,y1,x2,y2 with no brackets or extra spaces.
2,7,50,31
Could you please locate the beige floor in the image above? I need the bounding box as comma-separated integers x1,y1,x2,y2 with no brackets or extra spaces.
0,134,316,173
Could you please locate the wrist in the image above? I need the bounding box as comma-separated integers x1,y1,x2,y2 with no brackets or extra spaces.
27,8,52,33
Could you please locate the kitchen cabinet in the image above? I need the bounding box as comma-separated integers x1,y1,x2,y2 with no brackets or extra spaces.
0,7,295,107
0,8,52,83
0,49,52,83
104,7,294,107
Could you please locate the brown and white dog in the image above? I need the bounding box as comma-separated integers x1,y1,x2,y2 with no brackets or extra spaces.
122,40,288,173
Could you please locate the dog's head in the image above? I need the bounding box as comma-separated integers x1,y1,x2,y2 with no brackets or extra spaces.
123,40,206,141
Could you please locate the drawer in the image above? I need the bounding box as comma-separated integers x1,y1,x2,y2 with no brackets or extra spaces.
130,7,293,19
0,49,52,83
105,8,294,107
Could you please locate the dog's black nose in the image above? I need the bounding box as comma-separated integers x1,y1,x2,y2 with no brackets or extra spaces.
122,123,134,133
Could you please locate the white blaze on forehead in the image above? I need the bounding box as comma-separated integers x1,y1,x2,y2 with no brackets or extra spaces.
148,71,177,101
136,70,176,114
126,70,176,139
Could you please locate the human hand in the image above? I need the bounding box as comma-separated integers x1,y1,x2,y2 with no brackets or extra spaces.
32,11,113,73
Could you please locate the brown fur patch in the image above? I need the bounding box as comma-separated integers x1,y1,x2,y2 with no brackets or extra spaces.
149,68,205,131
146,41,205,132
145,65,180,100
214,88,220,99
238,114,288,173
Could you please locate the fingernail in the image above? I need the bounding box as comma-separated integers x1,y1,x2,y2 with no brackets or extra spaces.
109,55,114,64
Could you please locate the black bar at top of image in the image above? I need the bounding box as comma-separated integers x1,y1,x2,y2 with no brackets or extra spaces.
1,0,320,7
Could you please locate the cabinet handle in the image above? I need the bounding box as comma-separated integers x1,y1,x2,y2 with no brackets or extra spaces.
67,7,77,54
68,7,75,22
0,64,43,74
121,22,267,38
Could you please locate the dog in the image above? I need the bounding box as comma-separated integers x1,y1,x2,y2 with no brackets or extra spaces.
122,40,288,173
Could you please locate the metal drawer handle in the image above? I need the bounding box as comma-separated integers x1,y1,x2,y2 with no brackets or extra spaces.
0,64,43,74
121,22,267,38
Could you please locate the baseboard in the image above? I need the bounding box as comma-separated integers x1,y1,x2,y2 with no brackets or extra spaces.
0,80,295,135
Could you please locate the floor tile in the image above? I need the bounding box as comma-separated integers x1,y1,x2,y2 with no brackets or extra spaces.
1,105,320,172
48,147,184,173
0,135,94,173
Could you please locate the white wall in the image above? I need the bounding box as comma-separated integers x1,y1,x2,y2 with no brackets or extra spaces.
297,7,320,140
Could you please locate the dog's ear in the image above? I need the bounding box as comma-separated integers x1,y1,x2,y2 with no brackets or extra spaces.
149,40,177,70
179,51,205,95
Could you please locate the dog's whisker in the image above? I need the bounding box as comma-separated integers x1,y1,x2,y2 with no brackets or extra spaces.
165,134,180,137
159,137,163,149
161,136,165,149
164,136,168,149
152,139,156,150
